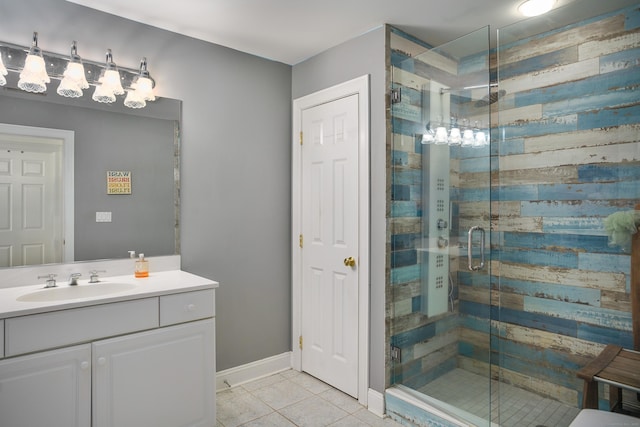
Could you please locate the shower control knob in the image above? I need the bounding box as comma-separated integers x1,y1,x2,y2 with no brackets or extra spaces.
438,236,449,249
437,219,448,230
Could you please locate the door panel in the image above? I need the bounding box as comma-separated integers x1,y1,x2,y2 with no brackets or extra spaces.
300,94,359,397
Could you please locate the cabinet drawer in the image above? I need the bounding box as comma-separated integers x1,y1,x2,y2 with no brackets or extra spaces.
5,298,159,357
160,289,215,326
0,319,4,358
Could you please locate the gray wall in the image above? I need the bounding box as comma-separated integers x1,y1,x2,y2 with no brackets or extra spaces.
1,0,292,371
292,27,387,393
0,95,176,260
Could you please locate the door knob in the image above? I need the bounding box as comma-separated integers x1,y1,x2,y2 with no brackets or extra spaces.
344,256,356,267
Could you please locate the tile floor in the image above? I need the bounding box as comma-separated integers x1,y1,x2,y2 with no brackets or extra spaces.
216,370,403,427
419,368,581,427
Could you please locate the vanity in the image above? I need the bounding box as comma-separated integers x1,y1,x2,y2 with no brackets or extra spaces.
0,260,218,427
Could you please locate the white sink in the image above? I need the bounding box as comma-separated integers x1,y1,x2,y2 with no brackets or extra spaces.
17,282,137,302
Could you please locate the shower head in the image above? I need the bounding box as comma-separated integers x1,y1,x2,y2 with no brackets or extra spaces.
475,89,506,107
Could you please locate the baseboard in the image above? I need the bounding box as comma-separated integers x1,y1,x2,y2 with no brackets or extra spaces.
368,388,386,417
216,352,292,392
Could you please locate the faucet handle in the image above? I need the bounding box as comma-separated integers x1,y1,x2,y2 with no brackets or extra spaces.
89,270,107,283
38,273,58,288
68,272,82,286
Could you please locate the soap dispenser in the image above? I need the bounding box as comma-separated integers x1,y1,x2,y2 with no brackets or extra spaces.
135,253,149,278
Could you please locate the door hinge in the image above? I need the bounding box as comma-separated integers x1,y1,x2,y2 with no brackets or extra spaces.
390,345,401,362
299,131,303,145
299,234,303,248
299,335,303,350
391,88,401,104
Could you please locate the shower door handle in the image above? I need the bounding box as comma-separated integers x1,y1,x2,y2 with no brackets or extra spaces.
467,226,485,271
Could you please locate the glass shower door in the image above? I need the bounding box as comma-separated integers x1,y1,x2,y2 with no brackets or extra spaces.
389,26,494,425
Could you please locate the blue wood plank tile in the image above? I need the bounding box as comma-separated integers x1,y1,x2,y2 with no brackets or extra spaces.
577,323,634,348
497,276,601,306
497,247,579,268
491,304,578,337
391,264,421,285
520,200,638,217
524,296,632,331
578,104,640,130
538,181,640,201
392,250,418,268
577,163,640,183
391,322,436,348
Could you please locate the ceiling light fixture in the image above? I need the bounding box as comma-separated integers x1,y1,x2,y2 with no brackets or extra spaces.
518,0,556,17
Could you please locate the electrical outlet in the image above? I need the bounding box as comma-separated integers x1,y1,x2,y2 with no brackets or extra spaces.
96,212,112,222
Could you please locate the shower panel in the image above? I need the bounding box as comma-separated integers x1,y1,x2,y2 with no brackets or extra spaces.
421,143,451,317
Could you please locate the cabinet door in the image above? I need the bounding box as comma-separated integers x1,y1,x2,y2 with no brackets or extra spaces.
93,319,215,427
0,344,91,427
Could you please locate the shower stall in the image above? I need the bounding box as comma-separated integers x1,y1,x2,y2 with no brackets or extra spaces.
385,1,640,426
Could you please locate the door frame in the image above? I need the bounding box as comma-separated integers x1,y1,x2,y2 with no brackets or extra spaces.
0,123,75,263
291,75,370,405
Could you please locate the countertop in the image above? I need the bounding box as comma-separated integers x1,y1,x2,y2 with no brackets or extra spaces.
0,270,218,319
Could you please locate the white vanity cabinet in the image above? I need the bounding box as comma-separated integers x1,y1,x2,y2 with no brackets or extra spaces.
0,282,216,427
93,319,215,427
0,344,92,427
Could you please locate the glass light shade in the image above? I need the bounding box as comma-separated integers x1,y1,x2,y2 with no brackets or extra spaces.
461,129,475,147
434,127,448,145
18,54,50,93
124,89,146,109
57,62,89,98
421,132,434,144
100,69,124,95
134,76,155,101
449,127,462,145
473,131,487,148
92,83,116,103
57,77,83,98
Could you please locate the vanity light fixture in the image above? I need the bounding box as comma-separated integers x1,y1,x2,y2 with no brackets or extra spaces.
0,32,156,108
17,32,50,93
518,0,556,17
57,41,89,98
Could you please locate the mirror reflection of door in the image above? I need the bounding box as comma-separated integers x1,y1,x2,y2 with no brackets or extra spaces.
0,125,73,267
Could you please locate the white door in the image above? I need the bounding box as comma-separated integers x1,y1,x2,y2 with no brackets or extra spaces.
0,147,61,266
0,344,91,427
300,94,360,397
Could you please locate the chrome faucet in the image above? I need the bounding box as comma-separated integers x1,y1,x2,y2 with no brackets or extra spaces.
68,273,81,286
89,270,106,283
38,274,58,288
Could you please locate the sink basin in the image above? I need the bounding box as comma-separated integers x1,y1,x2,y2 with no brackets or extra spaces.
17,282,137,302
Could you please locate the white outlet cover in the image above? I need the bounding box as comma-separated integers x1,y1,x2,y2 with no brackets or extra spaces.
96,212,112,222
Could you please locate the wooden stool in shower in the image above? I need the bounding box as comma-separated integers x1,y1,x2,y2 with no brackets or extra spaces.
577,344,640,410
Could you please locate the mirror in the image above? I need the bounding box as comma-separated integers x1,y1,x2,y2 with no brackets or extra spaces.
0,84,181,268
